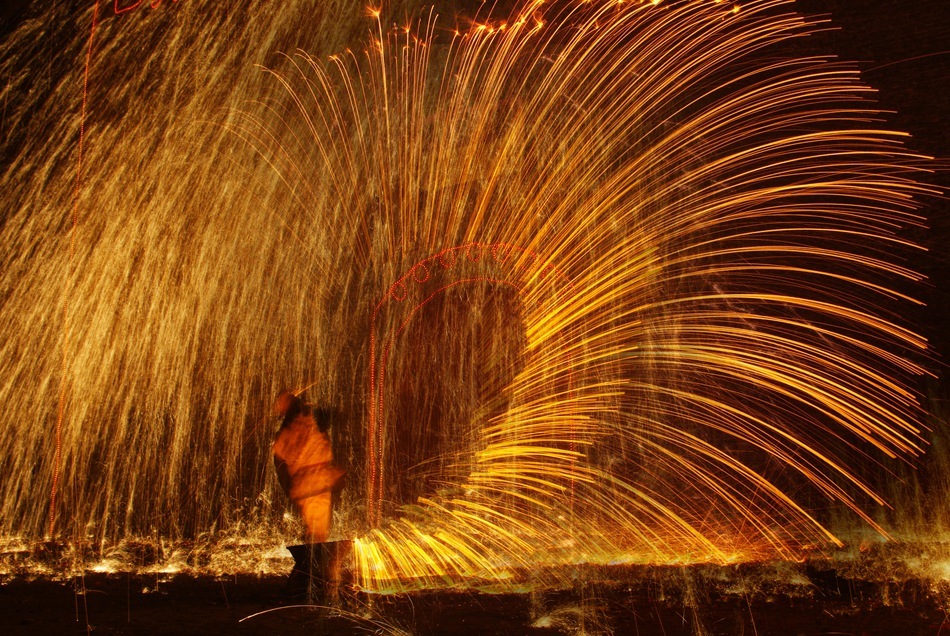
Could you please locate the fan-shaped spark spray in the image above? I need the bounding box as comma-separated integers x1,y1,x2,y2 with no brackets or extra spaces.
236,0,934,590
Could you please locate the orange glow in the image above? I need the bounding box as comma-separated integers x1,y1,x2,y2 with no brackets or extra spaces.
0,0,935,594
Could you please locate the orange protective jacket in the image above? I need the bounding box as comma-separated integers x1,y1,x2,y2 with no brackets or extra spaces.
273,407,345,542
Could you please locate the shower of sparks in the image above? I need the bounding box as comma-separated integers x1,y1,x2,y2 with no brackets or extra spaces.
0,0,937,591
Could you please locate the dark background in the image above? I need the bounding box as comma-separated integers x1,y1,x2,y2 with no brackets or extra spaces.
795,0,949,368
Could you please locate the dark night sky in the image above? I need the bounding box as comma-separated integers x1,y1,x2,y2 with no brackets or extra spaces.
794,0,950,368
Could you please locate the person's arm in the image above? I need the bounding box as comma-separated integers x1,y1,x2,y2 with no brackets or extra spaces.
274,453,293,496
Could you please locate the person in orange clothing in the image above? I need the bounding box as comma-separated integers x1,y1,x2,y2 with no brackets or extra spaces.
272,390,346,543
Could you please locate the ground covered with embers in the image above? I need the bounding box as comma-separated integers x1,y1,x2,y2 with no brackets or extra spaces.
2,561,948,635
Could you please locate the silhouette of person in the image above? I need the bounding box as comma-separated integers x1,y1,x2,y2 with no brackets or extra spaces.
272,390,345,543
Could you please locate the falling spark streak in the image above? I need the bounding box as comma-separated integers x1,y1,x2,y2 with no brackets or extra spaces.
0,0,937,590
49,0,102,541
48,0,187,542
